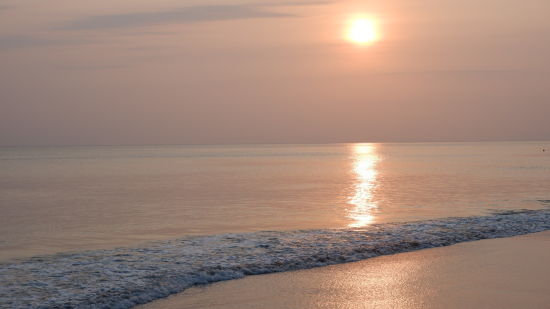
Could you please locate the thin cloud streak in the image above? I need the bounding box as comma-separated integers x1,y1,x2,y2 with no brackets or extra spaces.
0,35,79,49
62,4,295,30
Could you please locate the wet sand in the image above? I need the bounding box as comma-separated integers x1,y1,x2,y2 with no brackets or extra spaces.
138,231,550,309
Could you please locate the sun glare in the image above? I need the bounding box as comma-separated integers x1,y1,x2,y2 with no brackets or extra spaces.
348,144,379,228
346,18,378,45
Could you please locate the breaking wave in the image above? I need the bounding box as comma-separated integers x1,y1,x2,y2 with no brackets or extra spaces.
1,209,549,308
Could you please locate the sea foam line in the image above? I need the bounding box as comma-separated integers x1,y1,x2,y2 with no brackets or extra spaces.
1,209,549,309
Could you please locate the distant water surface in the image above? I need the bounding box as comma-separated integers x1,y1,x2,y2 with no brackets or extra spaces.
1,142,549,260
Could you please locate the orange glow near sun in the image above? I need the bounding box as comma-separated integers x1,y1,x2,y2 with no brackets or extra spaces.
346,18,378,45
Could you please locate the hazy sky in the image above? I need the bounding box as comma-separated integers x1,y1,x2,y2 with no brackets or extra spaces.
1,0,549,145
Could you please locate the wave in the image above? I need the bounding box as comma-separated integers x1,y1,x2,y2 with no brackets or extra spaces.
1,209,549,308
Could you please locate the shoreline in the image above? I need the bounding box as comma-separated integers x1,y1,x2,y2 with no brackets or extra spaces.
139,230,550,309
1,210,549,308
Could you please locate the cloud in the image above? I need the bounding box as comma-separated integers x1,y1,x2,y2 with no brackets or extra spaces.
260,0,332,6
62,4,295,30
0,4,14,11
0,36,69,49
0,1,333,49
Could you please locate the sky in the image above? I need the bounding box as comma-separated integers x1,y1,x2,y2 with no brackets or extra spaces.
1,0,549,146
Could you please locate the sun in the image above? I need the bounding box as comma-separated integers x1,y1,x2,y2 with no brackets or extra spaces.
346,18,378,45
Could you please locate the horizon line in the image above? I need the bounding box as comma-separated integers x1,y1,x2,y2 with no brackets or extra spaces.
1,138,549,148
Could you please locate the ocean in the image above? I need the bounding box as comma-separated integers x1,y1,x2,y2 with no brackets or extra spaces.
1,141,549,308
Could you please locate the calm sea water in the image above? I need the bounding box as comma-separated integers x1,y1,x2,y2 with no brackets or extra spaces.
1,142,549,260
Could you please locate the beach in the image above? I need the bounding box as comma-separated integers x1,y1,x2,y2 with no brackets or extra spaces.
3,0,550,307
139,231,550,309
1,143,550,308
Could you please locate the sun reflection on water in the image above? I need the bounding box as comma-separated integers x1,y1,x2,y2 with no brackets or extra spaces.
348,143,380,228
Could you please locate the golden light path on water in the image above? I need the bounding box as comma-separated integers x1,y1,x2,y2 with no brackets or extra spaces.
348,143,380,227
